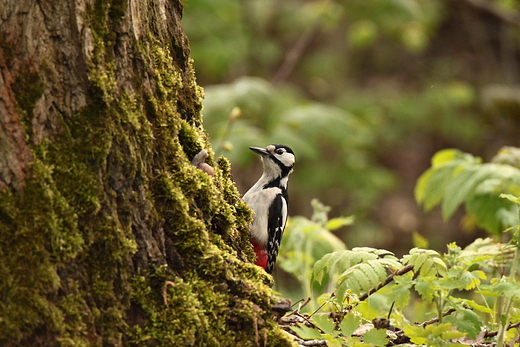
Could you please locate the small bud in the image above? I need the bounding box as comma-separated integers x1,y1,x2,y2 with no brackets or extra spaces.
229,107,241,122
221,141,234,152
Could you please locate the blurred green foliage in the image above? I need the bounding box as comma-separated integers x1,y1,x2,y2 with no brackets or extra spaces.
416,147,520,234
183,0,520,254
280,197,520,346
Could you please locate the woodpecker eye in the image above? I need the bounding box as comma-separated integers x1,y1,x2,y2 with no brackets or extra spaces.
276,149,284,155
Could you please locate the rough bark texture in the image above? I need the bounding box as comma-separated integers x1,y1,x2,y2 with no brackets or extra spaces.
0,0,295,345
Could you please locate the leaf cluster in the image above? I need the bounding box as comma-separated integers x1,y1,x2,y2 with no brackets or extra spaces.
278,180,520,346
415,147,520,234
282,238,520,346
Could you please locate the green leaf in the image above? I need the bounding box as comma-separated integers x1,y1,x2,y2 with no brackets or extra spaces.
363,328,388,347
404,322,465,345
431,148,462,166
290,325,323,340
387,280,412,309
414,277,436,303
416,148,520,234
442,166,480,219
412,231,429,249
326,216,355,230
312,248,401,302
459,270,486,290
415,166,455,210
340,313,361,337
462,300,494,314
477,281,520,297
403,248,447,276
500,193,520,204
465,194,514,234
403,325,428,345
313,315,335,335
337,258,397,296
446,309,482,339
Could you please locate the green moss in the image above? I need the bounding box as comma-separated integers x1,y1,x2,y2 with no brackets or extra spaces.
0,158,83,342
0,0,296,345
12,69,45,134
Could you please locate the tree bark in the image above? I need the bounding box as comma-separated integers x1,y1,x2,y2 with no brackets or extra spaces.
0,0,294,345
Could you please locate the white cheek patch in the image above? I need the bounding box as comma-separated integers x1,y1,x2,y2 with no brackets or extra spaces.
279,153,295,167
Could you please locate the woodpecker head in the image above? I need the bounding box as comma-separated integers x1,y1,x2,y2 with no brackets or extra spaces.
249,144,295,180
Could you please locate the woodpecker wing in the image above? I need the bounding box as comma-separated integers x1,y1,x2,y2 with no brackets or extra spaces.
265,192,288,274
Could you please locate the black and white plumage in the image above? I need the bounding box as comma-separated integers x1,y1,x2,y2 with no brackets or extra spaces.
243,144,295,274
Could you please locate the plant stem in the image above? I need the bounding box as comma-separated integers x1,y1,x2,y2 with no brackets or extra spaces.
497,202,520,347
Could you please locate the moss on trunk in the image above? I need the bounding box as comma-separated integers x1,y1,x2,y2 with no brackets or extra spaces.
0,0,295,345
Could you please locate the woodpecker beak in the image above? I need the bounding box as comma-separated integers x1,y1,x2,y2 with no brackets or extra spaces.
249,147,269,156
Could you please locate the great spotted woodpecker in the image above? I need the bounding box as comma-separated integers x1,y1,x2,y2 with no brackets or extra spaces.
243,144,295,274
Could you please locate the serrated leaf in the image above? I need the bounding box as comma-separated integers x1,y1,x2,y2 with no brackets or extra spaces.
459,270,486,290
363,328,389,347
432,257,448,276
340,313,361,337
313,315,336,334
403,248,446,276
463,300,494,314
338,259,391,295
403,325,428,344
414,277,435,302
387,280,412,309
446,309,482,339
313,248,399,299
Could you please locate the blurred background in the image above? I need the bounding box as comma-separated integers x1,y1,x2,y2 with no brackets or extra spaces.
181,0,520,257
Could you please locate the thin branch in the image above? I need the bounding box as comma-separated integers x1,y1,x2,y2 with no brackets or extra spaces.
358,264,414,302
299,339,328,346
271,27,318,85
484,321,520,338
416,309,456,327
290,297,312,316
309,293,335,317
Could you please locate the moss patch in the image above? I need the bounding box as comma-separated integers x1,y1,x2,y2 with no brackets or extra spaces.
0,0,296,346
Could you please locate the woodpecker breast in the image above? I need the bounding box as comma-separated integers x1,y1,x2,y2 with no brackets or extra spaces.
243,144,295,273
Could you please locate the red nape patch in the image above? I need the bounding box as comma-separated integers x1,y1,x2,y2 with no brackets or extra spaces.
251,238,268,270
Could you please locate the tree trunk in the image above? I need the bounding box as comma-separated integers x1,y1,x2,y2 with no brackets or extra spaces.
0,0,294,345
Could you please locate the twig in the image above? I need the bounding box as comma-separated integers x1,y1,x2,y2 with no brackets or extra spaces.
271,26,317,85
290,297,312,315
358,265,414,301
484,321,520,338
416,309,456,327
299,339,328,346
309,293,335,317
